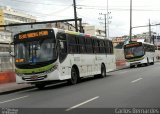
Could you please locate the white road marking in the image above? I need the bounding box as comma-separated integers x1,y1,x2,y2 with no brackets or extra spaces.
0,96,29,104
46,82,67,87
119,71,129,74
66,96,99,111
131,78,143,83
16,82,67,94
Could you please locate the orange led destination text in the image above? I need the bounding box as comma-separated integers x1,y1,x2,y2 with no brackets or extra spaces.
16,58,24,63
19,31,48,40
126,43,141,47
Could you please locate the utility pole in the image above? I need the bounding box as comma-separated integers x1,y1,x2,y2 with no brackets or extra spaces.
73,0,78,32
98,0,111,39
104,14,107,38
129,0,132,42
149,19,152,43
99,13,107,38
157,34,159,50
107,0,109,39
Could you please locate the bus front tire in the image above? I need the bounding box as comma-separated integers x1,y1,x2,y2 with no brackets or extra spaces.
150,58,154,65
35,84,46,89
68,67,79,85
130,65,134,68
100,64,106,78
145,58,150,66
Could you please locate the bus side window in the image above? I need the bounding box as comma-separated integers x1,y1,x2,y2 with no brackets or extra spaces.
144,44,148,52
103,40,107,53
56,33,67,63
110,41,113,54
85,38,93,53
78,36,86,53
105,40,109,54
99,40,105,53
67,34,78,54
93,39,99,53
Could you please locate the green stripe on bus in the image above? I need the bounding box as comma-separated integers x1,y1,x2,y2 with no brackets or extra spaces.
126,57,144,62
16,64,55,74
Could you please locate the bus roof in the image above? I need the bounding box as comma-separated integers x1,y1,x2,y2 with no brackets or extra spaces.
124,41,154,47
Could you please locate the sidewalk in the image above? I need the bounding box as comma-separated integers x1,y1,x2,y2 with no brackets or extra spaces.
0,83,33,94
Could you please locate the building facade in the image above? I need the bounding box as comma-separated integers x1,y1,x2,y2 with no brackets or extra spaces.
0,6,36,26
0,6,36,72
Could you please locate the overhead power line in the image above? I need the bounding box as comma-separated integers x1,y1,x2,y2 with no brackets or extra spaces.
3,6,72,18
132,23,160,29
77,4,160,8
10,0,71,6
76,5,160,11
77,7,160,11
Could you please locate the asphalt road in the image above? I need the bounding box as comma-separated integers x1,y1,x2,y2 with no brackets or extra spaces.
0,63,160,114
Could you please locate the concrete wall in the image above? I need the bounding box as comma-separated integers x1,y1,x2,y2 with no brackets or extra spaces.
114,49,125,60
155,50,160,62
83,25,95,35
114,49,126,68
0,71,15,84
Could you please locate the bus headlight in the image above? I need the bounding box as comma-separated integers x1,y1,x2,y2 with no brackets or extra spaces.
17,73,23,77
45,64,58,73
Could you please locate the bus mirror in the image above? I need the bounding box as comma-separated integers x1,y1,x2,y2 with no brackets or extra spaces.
60,42,64,49
10,52,15,57
9,42,15,57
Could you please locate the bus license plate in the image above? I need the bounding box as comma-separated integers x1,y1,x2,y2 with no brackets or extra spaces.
31,76,38,80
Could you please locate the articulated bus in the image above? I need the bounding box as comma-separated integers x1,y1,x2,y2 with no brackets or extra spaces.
13,28,116,89
124,41,155,68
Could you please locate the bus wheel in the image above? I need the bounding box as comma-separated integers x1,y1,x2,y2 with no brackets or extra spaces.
151,58,154,65
145,58,149,66
137,64,141,67
152,58,154,65
68,67,79,85
130,65,134,68
35,84,45,89
148,58,150,65
100,64,106,78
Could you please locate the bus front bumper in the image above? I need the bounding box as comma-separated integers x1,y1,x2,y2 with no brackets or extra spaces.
16,69,60,84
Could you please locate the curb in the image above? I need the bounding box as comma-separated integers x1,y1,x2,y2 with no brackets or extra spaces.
0,86,35,95
109,66,130,73
116,66,130,71
0,66,130,95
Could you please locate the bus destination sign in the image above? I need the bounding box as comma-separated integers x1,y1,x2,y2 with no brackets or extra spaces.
18,30,48,40
125,42,142,48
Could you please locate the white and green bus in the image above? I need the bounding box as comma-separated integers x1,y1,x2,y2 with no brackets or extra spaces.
13,28,116,89
124,41,155,68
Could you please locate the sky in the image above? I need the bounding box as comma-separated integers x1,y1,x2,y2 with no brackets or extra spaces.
1,0,160,37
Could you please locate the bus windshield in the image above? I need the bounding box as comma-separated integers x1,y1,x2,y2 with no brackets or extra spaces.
124,46,145,59
15,38,57,65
